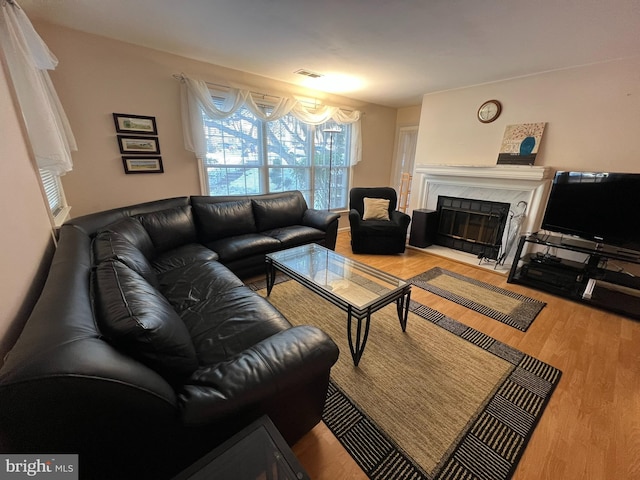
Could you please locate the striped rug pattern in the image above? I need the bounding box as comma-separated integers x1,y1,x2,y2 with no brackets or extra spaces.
320,299,561,480
407,267,546,331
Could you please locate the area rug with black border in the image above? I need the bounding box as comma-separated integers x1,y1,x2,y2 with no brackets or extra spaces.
407,267,546,331
252,278,561,480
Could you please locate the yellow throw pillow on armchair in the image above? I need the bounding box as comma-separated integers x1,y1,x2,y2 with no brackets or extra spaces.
362,197,390,221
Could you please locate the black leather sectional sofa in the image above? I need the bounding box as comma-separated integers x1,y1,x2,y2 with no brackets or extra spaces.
0,191,340,479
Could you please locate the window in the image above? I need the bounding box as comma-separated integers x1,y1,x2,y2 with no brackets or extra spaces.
39,169,63,215
201,105,351,210
38,168,69,226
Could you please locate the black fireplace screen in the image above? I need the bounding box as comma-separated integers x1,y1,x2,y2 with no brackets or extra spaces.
435,196,510,260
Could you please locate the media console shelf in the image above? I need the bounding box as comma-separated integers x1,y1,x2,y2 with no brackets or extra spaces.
508,233,640,320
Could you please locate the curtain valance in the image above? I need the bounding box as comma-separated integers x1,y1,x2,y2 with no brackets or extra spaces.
179,74,362,165
0,0,76,175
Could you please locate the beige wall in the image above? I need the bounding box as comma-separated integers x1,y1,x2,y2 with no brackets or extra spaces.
397,105,421,128
0,59,56,362
34,23,399,219
351,106,398,187
415,57,640,172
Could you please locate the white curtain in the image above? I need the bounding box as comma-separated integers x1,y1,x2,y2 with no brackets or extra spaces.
0,0,76,175
179,74,362,165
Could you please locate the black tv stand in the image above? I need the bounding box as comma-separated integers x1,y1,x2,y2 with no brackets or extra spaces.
508,234,640,320
587,253,602,268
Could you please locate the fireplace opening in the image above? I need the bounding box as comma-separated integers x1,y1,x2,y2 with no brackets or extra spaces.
435,196,510,260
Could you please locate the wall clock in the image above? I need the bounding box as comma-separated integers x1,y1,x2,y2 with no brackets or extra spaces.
477,100,502,123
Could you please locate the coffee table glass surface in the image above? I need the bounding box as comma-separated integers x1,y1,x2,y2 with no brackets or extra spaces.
172,416,309,480
265,243,411,365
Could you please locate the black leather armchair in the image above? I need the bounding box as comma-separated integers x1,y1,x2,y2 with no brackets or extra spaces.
349,187,411,254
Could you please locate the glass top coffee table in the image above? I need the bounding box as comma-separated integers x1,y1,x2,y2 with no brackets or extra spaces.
172,415,309,480
265,244,411,366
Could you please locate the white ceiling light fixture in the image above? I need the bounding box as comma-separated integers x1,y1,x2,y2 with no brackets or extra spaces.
294,69,324,79
309,73,365,95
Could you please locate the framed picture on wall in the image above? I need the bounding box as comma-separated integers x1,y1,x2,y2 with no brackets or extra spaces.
122,156,164,174
113,113,158,135
117,135,161,154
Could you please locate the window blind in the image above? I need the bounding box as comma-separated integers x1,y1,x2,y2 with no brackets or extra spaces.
39,168,63,216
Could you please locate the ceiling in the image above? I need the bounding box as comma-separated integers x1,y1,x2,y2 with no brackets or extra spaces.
19,0,640,108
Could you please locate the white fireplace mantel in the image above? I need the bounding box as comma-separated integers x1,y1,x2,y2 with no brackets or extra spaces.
414,164,553,182
409,164,555,270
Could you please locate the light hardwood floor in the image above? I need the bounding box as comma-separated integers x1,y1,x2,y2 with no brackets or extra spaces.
290,231,640,480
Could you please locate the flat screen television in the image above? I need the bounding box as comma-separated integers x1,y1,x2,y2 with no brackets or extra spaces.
541,171,640,253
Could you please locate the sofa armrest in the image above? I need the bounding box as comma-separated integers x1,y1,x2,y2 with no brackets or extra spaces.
390,210,411,227
178,325,339,425
348,208,363,227
302,208,340,231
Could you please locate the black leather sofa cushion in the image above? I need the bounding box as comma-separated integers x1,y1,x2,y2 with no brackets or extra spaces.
100,216,156,259
205,233,281,262
192,199,257,242
262,225,326,246
179,325,339,425
137,206,198,254
152,244,219,273
65,197,190,237
352,217,409,234
94,260,199,382
252,195,306,231
157,260,245,314
302,208,339,230
179,285,293,365
93,230,160,288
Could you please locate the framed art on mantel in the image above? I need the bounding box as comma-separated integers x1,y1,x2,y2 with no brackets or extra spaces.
497,123,546,165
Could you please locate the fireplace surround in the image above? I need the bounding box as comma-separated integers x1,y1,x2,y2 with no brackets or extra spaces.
409,165,555,270
435,196,510,261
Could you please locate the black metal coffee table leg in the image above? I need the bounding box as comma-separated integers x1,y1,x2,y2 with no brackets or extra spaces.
395,288,411,331
347,306,371,367
265,260,276,296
